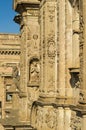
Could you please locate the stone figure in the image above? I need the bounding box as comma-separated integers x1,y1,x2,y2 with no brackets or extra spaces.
30,60,40,83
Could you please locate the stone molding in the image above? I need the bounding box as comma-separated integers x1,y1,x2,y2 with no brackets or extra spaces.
0,49,20,55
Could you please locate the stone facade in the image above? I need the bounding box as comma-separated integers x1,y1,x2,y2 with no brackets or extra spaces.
0,0,86,130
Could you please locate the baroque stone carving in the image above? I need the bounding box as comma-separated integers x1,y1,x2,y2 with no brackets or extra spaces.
36,107,43,128
71,114,81,130
29,58,40,84
47,32,56,58
79,90,86,104
47,5,55,22
33,34,39,48
45,108,56,129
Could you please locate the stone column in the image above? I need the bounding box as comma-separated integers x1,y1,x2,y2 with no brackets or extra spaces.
18,11,28,122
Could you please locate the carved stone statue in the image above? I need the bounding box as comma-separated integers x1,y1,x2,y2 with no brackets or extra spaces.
29,60,40,83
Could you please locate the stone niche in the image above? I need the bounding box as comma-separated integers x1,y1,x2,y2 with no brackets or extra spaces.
28,58,40,87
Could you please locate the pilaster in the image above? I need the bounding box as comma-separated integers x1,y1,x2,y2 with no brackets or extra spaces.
39,0,58,98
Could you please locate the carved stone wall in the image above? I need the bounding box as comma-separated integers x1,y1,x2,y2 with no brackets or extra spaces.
0,0,86,130
39,0,58,97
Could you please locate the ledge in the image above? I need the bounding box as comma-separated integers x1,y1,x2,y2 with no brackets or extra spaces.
69,67,80,73
13,0,40,13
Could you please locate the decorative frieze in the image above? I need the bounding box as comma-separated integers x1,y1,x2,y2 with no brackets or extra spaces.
0,50,20,55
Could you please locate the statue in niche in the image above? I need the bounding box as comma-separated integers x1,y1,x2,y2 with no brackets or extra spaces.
29,59,40,84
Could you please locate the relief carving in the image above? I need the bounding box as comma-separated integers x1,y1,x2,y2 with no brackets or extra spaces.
47,32,56,58
36,107,43,128
29,59,40,84
79,90,86,104
45,108,56,129
48,5,55,22
71,114,81,130
33,34,39,49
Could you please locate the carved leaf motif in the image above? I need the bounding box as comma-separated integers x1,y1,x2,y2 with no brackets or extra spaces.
45,108,56,129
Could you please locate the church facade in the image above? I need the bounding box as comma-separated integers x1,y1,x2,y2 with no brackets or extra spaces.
0,0,86,130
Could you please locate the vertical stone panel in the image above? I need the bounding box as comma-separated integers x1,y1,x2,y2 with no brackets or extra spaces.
57,107,64,130
65,0,73,96
64,108,71,130
40,0,58,97
58,0,66,96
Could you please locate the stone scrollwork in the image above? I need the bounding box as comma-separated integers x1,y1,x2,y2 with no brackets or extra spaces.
45,108,56,129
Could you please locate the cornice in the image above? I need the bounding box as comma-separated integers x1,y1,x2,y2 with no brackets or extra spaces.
13,0,40,13
0,34,20,40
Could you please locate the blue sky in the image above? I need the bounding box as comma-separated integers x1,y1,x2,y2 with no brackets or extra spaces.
0,0,20,33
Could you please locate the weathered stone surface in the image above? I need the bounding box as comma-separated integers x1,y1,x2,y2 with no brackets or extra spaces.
0,0,86,130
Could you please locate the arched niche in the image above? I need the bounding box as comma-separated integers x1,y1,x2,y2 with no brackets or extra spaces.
28,57,40,86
